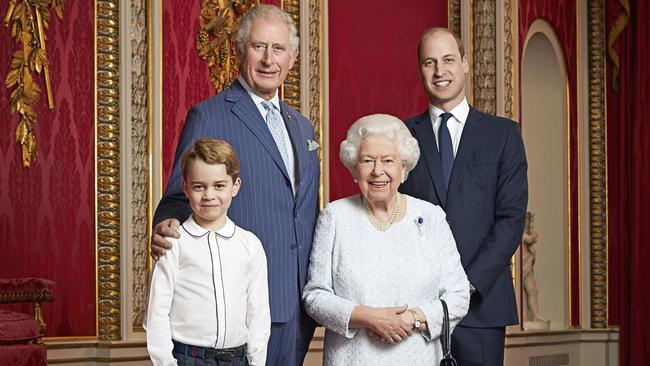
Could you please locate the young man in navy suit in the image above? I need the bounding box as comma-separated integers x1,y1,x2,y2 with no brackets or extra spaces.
151,5,320,366
400,27,528,366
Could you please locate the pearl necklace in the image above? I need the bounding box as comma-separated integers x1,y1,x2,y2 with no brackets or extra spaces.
361,194,401,232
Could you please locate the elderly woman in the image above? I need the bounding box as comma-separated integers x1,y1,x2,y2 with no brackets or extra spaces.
303,114,469,365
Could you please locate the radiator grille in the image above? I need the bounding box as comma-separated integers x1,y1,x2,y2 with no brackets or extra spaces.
528,353,570,366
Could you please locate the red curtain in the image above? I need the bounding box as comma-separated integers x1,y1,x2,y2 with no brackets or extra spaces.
607,1,650,364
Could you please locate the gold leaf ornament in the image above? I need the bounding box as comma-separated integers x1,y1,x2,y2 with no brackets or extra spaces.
4,0,63,167
196,0,259,92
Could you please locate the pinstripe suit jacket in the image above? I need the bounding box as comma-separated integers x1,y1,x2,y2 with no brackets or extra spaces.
154,80,320,323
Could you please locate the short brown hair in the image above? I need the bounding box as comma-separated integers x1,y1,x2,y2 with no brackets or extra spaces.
181,138,241,181
418,27,465,61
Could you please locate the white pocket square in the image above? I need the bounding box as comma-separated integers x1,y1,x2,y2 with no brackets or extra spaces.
307,139,320,151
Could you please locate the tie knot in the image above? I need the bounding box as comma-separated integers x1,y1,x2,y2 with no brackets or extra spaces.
440,112,453,125
261,100,275,112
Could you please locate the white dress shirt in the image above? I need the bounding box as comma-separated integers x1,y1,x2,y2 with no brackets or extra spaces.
237,76,296,192
145,215,271,366
429,97,470,157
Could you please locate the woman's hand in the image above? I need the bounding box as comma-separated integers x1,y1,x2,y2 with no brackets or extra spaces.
400,307,427,331
350,304,413,343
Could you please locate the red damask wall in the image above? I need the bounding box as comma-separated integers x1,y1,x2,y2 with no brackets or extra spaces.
328,1,447,200
0,0,95,337
518,0,580,327
162,0,280,186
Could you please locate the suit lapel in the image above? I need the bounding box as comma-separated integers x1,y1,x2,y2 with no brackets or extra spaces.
227,81,291,183
281,102,307,200
448,108,483,195
411,111,447,207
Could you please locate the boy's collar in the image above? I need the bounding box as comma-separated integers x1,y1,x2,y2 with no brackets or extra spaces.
182,215,236,239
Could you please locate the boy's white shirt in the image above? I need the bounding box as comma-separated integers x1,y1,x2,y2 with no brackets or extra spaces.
144,215,270,366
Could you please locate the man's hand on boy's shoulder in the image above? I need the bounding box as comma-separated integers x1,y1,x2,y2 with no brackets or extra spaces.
151,218,181,260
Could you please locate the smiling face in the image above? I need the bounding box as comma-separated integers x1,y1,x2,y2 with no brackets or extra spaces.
418,30,469,111
183,160,241,231
239,17,298,100
354,135,406,207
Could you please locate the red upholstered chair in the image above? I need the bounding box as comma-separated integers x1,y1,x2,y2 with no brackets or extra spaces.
0,278,54,366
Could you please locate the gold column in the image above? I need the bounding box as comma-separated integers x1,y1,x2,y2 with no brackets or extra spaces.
588,0,608,329
96,0,121,340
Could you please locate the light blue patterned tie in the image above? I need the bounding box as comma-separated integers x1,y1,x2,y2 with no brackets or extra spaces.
261,101,293,178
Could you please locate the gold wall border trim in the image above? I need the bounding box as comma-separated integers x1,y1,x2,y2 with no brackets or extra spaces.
471,0,497,115
307,0,323,207
282,0,301,112
449,0,461,37
130,0,152,328
587,0,608,329
503,0,515,120
96,0,121,340
284,0,323,205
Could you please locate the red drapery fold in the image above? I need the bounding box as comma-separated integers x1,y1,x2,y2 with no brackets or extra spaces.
607,0,650,364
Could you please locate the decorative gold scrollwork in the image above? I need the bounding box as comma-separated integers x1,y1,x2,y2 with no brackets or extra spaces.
4,0,63,167
196,0,259,92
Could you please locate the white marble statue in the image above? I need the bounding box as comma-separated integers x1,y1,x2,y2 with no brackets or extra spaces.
522,212,550,330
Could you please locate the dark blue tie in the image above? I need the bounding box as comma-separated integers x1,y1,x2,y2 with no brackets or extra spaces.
438,112,454,189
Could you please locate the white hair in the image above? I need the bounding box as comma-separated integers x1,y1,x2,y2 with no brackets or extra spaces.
235,4,299,55
340,114,420,179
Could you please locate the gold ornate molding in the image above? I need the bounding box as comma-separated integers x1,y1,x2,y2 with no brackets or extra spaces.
96,0,121,340
130,0,151,328
196,0,258,92
307,0,321,143
448,0,461,38
471,0,496,115
588,0,608,329
4,0,63,167
503,0,515,120
282,0,301,112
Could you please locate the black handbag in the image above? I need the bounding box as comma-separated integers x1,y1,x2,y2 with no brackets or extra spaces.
439,299,458,366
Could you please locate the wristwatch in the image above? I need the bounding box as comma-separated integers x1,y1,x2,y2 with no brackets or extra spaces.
409,310,421,329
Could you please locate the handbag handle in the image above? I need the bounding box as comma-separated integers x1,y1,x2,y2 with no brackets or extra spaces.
440,299,452,357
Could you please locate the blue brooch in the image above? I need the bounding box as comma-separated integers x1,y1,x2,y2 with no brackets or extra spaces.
415,216,424,235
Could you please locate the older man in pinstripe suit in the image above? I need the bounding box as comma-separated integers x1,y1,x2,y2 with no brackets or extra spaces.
151,5,320,366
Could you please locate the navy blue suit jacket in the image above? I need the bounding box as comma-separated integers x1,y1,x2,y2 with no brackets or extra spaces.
154,80,320,323
400,108,527,327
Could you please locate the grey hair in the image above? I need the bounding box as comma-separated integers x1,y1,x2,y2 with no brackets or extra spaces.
340,114,421,179
235,4,299,55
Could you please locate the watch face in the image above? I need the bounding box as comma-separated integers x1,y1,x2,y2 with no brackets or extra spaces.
414,320,421,328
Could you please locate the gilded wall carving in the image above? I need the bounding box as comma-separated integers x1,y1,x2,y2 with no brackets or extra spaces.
503,0,515,119
307,0,321,144
130,0,150,328
282,0,301,112
472,0,497,115
588,0,607,329
449,0,461,38
4,0,63,167
97,0,121,340
196,0,258,92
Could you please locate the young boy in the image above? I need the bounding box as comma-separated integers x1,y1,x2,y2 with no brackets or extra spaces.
145,138,270,366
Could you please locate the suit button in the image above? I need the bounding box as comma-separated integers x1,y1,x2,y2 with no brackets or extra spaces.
290,243,297,250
